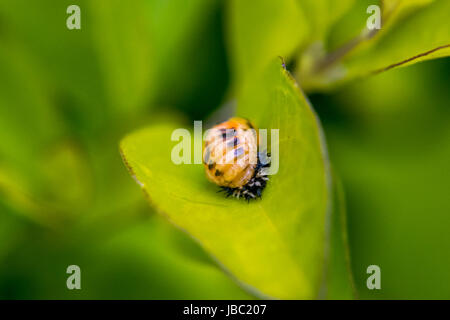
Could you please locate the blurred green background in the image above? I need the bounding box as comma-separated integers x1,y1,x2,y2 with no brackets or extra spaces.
0,0,449,299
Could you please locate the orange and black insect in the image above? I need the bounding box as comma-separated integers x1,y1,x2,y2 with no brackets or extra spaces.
203,117,270,200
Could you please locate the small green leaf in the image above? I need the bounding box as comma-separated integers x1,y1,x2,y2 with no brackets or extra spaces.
381,0,436,27
300,0,450,90
120,60,333,299
345,0,450,76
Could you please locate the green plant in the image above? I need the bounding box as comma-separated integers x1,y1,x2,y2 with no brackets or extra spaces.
0,0,449,300
120,0,450,299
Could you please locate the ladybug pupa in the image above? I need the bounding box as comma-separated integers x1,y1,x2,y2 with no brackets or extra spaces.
203,117,270,200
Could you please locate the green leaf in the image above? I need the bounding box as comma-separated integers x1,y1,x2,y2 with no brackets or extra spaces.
120,60,333,299
89,0,154,116
345,0,450,75
324,172,356,299
227,0,308,86
227,0,357,92
296,0,355,42
300,0,450,90
381,0,436,26
325,0,381,52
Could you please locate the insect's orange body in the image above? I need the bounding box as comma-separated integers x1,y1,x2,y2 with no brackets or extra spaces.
203,117,257,188
203,117,269,200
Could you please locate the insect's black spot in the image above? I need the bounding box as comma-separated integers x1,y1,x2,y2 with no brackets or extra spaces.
215,170,223,177
222,129,236,140
227,137,239,147
208,162,215,170
234,147,244,158
246,119,254,129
